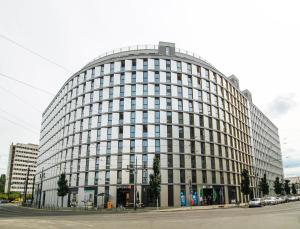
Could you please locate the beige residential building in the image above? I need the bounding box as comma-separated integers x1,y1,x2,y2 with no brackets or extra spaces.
5,143,38,194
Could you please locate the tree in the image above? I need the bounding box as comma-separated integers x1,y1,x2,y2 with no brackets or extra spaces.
149,156,161,209
259,173,269,196
284,180,291,195
57,173,69,208
0,174,5,193
8,192,21,201
241,169,251,202
0,193,8,200
273,177,283,195
291,183,297,195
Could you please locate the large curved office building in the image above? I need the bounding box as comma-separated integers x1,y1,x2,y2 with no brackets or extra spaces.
35,41,283,208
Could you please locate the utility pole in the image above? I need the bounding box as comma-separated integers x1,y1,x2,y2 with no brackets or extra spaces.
134,156,137,210
126,156,144,210
23,166,30,205
31,174,36,206
189,179,192,208
38,168,44,209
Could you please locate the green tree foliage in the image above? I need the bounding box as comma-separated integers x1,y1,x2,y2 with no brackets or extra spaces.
291,183,297,195
57,173,69,208
241,169,251,200
0,193,8,200
149,156,161,208
0,174,5,193
284,180,291,195
8,192,21,201
259,174,269,196
273,177,283,195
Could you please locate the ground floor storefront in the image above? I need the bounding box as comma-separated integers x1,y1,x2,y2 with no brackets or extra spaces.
35,184,248,208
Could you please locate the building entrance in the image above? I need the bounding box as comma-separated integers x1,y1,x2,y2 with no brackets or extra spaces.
116,186,132,207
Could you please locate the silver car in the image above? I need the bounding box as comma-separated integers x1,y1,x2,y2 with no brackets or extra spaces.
249,198,264,207
264,197,277,205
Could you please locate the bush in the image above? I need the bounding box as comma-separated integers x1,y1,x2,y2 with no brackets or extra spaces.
0,193,8,200
8,192,21,201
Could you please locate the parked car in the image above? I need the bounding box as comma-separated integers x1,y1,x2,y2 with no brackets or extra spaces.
249,198,264,207
280,196,289,203
264,197,277,205
288,196,298,202
276,197,284,204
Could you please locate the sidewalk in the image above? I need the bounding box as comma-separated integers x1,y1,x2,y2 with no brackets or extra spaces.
155,203,248,212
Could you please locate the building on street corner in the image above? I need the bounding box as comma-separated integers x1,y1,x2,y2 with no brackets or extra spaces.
35,41,283,208
5,143,38,194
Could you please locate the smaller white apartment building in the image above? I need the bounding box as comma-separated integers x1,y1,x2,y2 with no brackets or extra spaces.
5,143,38,194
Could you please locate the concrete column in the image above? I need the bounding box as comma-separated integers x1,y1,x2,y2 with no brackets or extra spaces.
224,185,229,204
174,184,180,207
160,184,168,207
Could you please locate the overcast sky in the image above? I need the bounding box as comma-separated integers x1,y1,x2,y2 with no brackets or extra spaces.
0,0,299,177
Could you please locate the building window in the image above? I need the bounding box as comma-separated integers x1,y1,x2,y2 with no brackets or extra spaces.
155,84,160,95
131,98,136,110
130,125,135,138
202,170,207,183
166,47,170,56
120,86,124,97
131,111,136,123
178,99,183,111
187,64,192,74
155,139,160,153
204,69,209,79
108,114,112,125
166,72,171,84
166,59,171,70
179,140,184,153
155,97,160,109
155,125,160,138
131,85,136,96
110,62,114,73
107,127,112,140
167,126,172,138
177,61,182,72
179,126,184,138
155,72,159,83
119,99,124,111
143,97,148,109
142,139,148,152
167,111,172,123
166,98,172,109
132,59,136,71
129,141,135,153
117,170,122,184
143,111,148,123
177,86,183,97
155,111,160,123
143,59,148,70
143,71,148,83
143,84,148,95
155,59,160,70
166,85,171,96
108,101,113,112
168,169,173,183
143,125,148,138
121,61,125,72
132,72,136,84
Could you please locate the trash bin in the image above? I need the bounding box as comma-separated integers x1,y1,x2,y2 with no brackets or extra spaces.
107,201,113,209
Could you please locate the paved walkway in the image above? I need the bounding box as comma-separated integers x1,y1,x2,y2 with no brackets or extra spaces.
156,203,247,212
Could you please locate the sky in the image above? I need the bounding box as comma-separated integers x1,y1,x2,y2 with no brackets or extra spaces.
0,0,299,177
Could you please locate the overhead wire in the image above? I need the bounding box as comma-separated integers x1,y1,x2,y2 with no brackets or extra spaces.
0,72,54,96
0,33,71,73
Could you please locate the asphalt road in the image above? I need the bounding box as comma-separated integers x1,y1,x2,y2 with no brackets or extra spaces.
0,202,300,229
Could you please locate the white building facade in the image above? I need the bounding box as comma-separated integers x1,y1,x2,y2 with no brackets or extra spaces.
35,42,282,208
5,143,38,194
